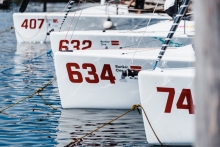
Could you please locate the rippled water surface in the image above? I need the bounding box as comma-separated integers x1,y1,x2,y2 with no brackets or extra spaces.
0,2,148,146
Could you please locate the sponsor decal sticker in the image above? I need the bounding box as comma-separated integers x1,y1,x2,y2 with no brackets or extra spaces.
130,65,141,72
100,40,110,46
179,25,194,28
53,19,58,23
111,40,119,46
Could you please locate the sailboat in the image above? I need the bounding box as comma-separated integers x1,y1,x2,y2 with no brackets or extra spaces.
0,0,10,8
13,0,172,42
53,44,194,109
50,18,193,52
138,0,195,145
138,68,194,145
48,1,193,52
51,0,194,110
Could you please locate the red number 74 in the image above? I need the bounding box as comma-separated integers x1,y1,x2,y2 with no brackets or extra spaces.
157,87,195,114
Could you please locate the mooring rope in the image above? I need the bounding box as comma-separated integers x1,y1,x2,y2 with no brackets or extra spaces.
64,104,140,147
65,104,164,147
0,77,56,113
0,26,14,35
37,93,57,110
138,104,164,146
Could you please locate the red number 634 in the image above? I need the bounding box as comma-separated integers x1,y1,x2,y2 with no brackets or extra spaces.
66,63,116,84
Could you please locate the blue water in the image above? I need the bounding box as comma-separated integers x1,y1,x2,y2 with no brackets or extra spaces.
0,1,147,146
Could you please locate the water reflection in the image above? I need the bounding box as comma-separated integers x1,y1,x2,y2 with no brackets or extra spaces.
0,2,148,146
56,108,148,146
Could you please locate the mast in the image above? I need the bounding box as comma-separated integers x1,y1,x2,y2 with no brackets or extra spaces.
153,0,191,70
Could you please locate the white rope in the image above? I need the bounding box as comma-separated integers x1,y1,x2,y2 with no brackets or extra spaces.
129,0,160,66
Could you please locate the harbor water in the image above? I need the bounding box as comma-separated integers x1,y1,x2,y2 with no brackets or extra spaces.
0,1,148,146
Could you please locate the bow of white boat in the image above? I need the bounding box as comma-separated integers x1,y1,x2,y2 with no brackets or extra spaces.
53,45,194,109
50,30,192,53
13,4,170,43
138,68,195,145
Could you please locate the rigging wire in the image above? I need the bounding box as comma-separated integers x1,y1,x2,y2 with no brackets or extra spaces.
69,0,87,41
64,0,82,39
128,0,160,66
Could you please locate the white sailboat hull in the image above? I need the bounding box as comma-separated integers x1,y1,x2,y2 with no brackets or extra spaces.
13,5,170,43
50,20,194,52
138,68,195,145
54,45,194,109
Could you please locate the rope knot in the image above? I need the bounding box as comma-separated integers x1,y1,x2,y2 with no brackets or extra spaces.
131,104,141,114
131,104,139,110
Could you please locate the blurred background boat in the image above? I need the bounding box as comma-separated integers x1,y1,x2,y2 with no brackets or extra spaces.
0,0,11,8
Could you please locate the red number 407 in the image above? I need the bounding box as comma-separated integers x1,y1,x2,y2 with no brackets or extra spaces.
157,87,195,114
66,63,116,84
21,19,44,29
